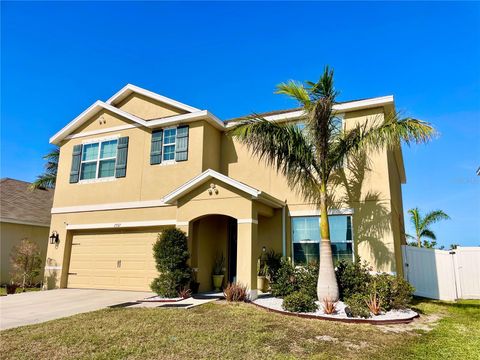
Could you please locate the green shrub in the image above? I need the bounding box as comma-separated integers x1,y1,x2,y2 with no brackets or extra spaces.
270,259,319,298
373,273,414,310
296,261,318,299
150,228,192,297
344,293,371,318
282,291,318,313
335,258,372,300
270,258,297,297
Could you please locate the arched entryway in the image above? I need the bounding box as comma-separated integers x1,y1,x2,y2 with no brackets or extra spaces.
190,214,237,292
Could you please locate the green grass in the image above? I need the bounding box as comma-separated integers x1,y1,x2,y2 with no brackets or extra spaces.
0,298,478,360
0,287,41,296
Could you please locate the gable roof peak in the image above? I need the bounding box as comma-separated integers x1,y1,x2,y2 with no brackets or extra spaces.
106,84,201,113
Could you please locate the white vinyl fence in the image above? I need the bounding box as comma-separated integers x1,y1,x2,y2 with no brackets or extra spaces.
402,245,480,301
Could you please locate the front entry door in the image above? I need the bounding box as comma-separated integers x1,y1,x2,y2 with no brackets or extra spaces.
227,217,237,283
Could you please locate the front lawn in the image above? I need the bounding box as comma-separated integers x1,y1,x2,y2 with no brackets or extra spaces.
0,298,478,359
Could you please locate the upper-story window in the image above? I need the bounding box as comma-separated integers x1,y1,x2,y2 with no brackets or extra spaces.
150,125,189,165
162,128,177,161
80,139,118,180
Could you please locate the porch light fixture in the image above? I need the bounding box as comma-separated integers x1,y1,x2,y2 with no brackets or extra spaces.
49,231,60,245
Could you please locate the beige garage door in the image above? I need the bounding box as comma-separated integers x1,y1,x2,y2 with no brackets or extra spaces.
68,231,160,291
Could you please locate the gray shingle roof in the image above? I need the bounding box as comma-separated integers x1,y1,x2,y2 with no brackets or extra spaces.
0,178,54,226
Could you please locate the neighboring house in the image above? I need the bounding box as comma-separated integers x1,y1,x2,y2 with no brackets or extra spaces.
0,178,54,284
45,84,407,296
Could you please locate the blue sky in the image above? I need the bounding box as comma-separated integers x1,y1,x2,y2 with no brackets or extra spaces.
2,1,479,247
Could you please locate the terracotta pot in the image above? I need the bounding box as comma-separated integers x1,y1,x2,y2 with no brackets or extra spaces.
212,275,224,291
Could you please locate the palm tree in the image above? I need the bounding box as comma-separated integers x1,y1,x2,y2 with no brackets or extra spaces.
30,147,59,190
229,66,436,301
407,208,450,248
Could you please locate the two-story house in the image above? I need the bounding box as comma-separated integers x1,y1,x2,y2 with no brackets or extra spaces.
45,84,407,297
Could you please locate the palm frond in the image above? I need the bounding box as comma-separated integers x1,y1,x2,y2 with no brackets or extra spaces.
30,147,59,190
228,118,321,204
30,173,56,190
275,81,312,109
419,229,436,240
306,65,339,101
407,208,421,236
421,210,450,229
360,112,436,150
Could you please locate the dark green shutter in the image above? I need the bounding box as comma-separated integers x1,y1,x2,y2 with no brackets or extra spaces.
150,130,163,164
175,125,189,162
69,145,83,183
115,136,129,178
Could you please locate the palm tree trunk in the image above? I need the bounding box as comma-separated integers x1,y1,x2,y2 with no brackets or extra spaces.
317,182,339,301
417,236,421,248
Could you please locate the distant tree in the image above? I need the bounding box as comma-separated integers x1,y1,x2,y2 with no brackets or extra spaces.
10,239,42,289
450,244,459,250
30,147,59,189
407,208,450,248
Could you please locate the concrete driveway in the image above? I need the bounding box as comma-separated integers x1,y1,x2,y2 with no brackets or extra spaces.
0,289,154,330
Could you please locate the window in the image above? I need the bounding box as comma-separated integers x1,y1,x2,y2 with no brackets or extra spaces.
292,215,353,266
163,128,176,161
80,139,118,180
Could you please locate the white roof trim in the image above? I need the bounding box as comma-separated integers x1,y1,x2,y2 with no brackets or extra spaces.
162,169,285,208
225,95,394,127
106,84,201,113
148,110,225,131
333,95,394,112
50,106,222,145
49,101,147,145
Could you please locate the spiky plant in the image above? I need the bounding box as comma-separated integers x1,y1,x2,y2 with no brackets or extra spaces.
30,147,59,190
229,66,436,301
407,208,450,247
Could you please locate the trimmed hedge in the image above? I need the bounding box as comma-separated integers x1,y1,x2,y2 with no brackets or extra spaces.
150,228,192,297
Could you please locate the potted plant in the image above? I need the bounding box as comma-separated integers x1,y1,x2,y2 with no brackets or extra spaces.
257,257,269,292
212,253,225,291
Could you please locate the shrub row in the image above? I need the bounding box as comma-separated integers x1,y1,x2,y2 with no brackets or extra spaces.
271,257,415,317
336,259,414,318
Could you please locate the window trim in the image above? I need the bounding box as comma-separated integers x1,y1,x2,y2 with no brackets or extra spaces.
79,138,118,182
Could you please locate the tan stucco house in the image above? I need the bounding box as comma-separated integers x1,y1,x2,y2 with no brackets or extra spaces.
1,178,53,284
45,84,407,297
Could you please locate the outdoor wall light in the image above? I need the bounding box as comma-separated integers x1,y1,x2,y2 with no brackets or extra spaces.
49,231,60,245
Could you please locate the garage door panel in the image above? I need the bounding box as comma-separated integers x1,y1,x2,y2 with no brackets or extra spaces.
68,230,161,291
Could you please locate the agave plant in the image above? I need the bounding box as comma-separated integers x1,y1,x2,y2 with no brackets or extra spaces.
229,66,436,301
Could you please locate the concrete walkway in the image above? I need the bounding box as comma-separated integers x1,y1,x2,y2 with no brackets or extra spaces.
0,289,154,330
